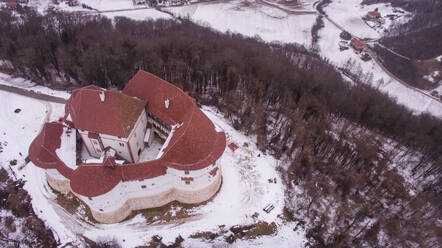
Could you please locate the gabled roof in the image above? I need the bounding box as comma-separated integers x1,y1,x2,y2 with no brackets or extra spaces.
368,11,381,17
65,85,147,138
351,38,364,48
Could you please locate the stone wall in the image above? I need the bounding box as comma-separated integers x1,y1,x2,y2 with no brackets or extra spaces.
46,172,71,194
87,171,222,223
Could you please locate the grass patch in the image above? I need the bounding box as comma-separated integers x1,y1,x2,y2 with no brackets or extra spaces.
135,201,193,224
54,192,80,214
189,231,218,240
244,221,277,239
49,185,97,224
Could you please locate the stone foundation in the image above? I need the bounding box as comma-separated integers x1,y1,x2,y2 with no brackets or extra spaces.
46,173,71,194
87,172,222,223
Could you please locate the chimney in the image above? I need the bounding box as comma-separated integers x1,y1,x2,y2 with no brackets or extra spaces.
165,99,170,109
99,91,105,102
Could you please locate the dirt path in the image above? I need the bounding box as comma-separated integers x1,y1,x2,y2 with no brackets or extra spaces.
0,84,67,104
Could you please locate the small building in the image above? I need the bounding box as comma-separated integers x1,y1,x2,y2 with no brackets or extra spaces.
350,38,364,52
67,0,78,6
5,2,17,9
364,9,385,25
367,11,381,19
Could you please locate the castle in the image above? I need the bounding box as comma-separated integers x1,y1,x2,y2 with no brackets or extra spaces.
29,71,226,223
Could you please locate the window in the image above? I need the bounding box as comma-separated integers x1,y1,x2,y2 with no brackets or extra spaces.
99,208,103,212
185,171,189,175
141,185,146,189
119,143,124,147
96,149,102,153
185,181,190,185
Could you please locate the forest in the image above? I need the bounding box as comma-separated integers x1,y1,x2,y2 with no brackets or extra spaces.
0,8,441,247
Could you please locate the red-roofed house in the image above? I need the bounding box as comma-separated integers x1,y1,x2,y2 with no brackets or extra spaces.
29,70,226,223
368,11,381,19
350,38,364,51
5,2,17,9
364,9,385,24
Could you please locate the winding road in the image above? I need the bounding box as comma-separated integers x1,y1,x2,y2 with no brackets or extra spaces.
313,0,441,104
0,84,66,104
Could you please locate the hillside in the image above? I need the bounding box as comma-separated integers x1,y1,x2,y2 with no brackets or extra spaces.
0,1,441,247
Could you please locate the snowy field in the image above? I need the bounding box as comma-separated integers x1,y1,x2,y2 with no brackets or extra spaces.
317,20,442,118
0,81,305,247
323,0,411,39
165,0,316,46
101,8,172,20
0,73,71,100
83,0,137,11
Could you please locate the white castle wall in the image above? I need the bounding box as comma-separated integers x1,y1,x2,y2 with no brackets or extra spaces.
46,169,71,194
78,110,147,163
72,162,222,223
127,110,148,162
99,133,130,161
78,130,101,158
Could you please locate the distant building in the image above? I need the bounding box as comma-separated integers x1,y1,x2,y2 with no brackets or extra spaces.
350,38,364,52
5,1,17,9
367,11,381,19
364,9,385,24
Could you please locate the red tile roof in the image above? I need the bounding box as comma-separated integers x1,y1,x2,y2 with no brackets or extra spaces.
28,122,73,179
5,2,17,7
368,11,381,18
351,38,364,49
65,85,147,138
31,71,226,197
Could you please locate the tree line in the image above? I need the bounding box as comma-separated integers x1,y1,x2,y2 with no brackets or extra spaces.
0,8,441,247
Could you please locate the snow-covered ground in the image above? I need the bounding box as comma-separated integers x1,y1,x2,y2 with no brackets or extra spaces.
0,73,71,100
56,127,77,169
317,20,442,118
83,0,137,11
165,0,316,46
323,0,410,39
0,81,304,247
102,8,172,20
139,137,163,162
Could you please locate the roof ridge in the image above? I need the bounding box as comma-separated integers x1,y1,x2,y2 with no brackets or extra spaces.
160,104,196,158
